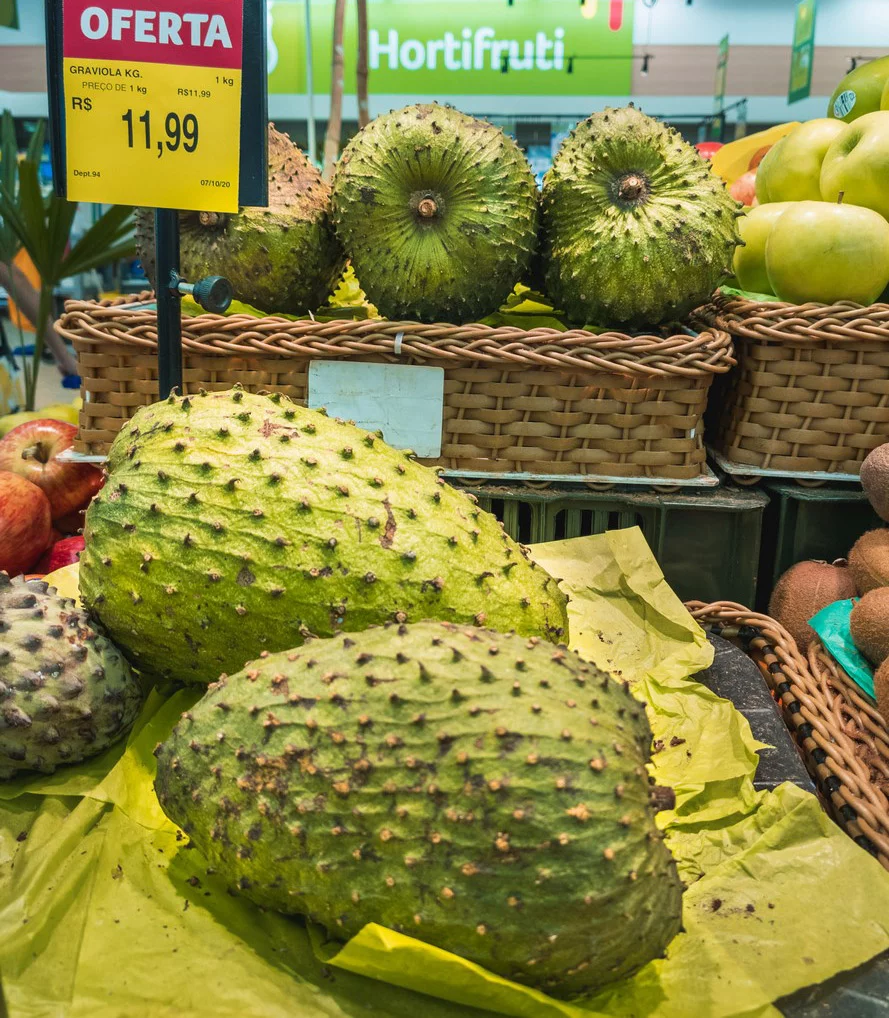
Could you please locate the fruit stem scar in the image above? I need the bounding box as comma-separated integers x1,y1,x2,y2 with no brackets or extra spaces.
617,173,647,203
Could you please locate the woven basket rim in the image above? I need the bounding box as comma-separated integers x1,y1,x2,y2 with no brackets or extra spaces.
57,293,736,379
701,291,889,344
689,600,889,870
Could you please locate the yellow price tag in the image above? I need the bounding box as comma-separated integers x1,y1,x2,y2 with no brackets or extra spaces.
61,2,244,212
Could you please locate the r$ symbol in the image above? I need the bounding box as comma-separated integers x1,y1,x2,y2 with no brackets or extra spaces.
72,97,92,112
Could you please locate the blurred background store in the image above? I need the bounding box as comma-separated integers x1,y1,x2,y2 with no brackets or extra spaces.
4,0,888,166
0,0,885,303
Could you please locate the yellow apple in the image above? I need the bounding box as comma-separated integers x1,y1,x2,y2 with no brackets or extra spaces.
765,201,889,305
820,111,889,221
732,202,795,294
884,77,889,110
755,119,847,203
829,55,889,122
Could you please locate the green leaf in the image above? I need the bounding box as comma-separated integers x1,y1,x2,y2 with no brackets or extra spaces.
62,205,134,278
0,113,48,263
25,119,46,165
0,109,22,262
0,159,52,277
0,157,134,284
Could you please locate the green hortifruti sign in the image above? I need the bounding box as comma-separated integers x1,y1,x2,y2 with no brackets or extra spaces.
0,0,19,29
268,0,635,97
788,0,817,104
713,34,729,112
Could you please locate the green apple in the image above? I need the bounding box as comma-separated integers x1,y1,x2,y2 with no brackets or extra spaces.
883,77,889,111
765,201,889,305
732,202,795,295
821,111,889,221
829,55,889,123
755,119,846,203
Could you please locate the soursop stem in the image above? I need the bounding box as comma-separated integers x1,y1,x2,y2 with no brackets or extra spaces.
617,173,649,203
410,190,443,222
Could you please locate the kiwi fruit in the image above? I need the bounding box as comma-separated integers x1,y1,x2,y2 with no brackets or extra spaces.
850,587,889,666
860,444,889,523
849,529,889,595
768,559,857,652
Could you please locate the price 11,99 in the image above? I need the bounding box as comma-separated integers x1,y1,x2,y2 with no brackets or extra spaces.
121,109,199,157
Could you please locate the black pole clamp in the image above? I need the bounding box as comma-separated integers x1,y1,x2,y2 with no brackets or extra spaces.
170,272,233,315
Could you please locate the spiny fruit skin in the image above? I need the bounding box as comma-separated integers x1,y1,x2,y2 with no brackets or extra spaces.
135,125,345,314
0,574,142,779
331,104,539,323
80,388,567,684
540,105,741,327
154,622,682,999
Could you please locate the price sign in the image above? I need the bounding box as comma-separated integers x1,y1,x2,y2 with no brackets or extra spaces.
46,1,268,212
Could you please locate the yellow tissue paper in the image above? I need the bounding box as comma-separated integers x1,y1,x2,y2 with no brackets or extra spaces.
1,529,888,1018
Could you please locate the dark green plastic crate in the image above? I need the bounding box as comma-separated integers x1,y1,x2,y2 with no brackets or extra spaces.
761,482,882,604
462,485,767,607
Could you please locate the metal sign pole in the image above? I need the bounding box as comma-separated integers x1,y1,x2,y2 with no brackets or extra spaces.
154,209,183,399
304,0,317,163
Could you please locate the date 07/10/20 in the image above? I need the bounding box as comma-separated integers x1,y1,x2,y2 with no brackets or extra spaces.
121,109,199,157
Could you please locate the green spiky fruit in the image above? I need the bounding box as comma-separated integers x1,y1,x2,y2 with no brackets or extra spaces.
330,104,539,323
80,388,567,684
0,574,142,779
540,105,741,327
154,621,682,998
135,125,345,314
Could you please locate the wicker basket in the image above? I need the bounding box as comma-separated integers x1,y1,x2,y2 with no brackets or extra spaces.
690,601,889,871
57,295,734,482
704,292,889,477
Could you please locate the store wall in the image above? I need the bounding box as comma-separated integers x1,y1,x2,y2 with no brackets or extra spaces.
1,0,887,124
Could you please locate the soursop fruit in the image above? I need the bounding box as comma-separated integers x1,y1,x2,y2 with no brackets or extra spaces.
541,105,742,327
135,125,345,315
80,388,567,684
0,574,143,779
154,621,682,998
330,104,539,323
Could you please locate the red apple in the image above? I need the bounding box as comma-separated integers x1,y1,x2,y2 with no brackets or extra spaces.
35,535,85,575
696,141,723,160
730,170,758,206
0,420,104,521
0,472,52,577
55,508,86,535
